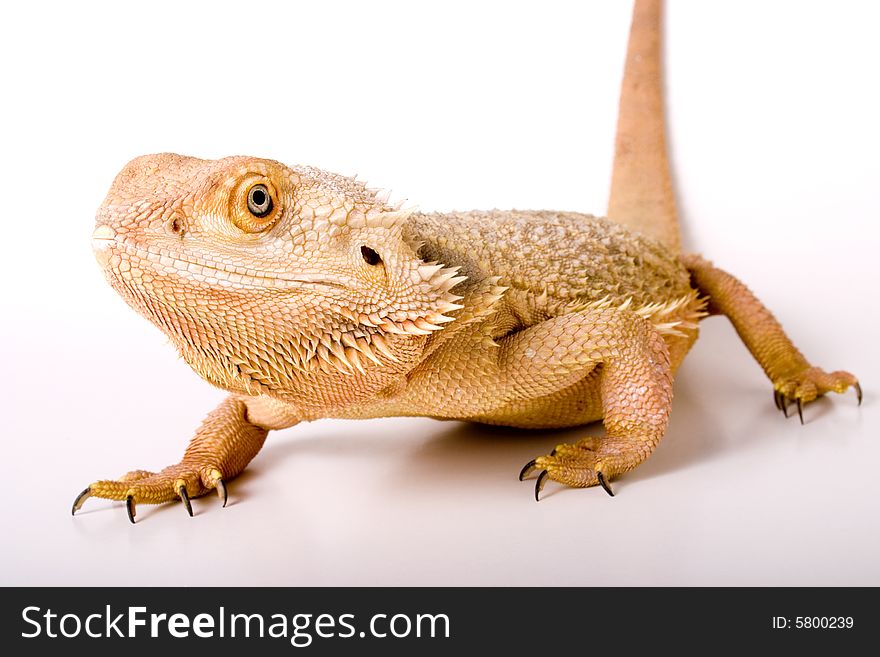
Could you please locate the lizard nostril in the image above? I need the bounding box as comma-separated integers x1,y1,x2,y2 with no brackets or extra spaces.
166,214,185,236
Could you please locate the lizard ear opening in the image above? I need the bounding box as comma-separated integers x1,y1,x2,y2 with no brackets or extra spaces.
360,245,382,266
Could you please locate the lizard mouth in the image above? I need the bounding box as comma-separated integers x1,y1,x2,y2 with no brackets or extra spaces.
92,225,117,268
95,228,346,292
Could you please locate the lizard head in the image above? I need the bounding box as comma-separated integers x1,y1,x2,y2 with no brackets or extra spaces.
93,153,465,396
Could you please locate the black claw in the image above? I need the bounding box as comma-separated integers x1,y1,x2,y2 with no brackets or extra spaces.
71,487,91,516
550,448,558,457
796,398,805,425
597,471,615,497
534,470,549,502
519,459,537,481
773,390,783,411
855,382,862,406
179,486,193,517
216,478,228,508
781,396,790,418
126,496,136,524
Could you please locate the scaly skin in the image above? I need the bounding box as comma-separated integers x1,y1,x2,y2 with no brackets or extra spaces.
608,0,679,251
72,153,858,521
73,0,859,522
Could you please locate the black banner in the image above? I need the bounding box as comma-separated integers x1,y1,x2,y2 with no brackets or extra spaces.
1,587,875,654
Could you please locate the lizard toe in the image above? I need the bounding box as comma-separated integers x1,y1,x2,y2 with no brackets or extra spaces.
524,434,641,499
525,446,607,500
773,367,860,423
72,463,228,523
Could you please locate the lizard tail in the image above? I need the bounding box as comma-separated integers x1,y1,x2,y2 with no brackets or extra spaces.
607,0,680,253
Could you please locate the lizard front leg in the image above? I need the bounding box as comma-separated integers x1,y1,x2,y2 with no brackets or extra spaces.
684,254,860,422
72,395,294,523
509,308,673,498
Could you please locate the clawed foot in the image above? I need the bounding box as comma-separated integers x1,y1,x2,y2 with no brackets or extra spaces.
772,367,861,424
72,463,228,524
519,437,617,501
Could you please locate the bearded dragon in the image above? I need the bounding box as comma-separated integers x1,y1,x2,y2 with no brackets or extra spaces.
74,0,859,523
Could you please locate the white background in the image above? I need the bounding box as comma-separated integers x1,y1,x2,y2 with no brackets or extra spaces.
1,0,878,586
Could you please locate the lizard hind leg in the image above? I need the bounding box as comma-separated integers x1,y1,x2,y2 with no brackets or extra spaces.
684,254,861,423
72,396,268,523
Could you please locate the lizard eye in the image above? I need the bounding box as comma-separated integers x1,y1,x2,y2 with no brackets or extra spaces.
247,184,273,218
230,178,279,233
